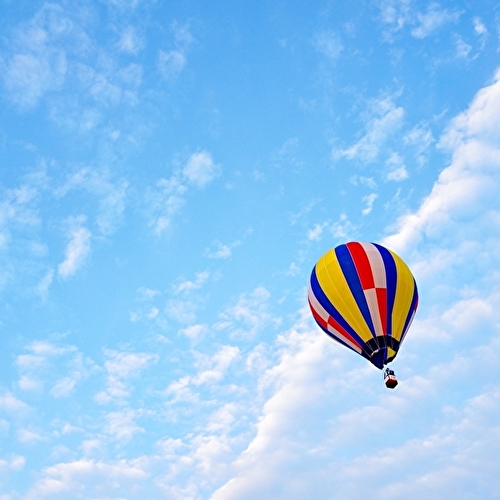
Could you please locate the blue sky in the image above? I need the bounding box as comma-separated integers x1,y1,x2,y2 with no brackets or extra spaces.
0,0,499,498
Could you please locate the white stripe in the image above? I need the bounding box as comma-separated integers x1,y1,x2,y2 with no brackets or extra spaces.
308,285,329,323
326,323,363,353
364,288,384,337
361,242,386,289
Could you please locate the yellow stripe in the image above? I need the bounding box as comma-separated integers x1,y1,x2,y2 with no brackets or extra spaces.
389,250,416,341
315,249,374,343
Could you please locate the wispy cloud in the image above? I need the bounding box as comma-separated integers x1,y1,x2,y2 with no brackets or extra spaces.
313,30,343,61
58,218,91,279
379,0,461,40
333,95,404,163
16,341,91,399
148,151,221,234
307,222,329,241
216,287,280,340
165,345,241,403
411,4,461,39
362,193,378,215
158,21,194,82
117,26,145,54
403,122,434,166
36,269,54,300
0,4,90,109
385,152,409,181
454,35,472,59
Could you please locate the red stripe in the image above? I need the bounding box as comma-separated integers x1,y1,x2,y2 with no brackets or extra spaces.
327,316,362,349
376,288,387,334
346,242,375,290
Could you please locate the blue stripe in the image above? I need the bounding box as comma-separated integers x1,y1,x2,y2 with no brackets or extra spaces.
335,244,376,338
309,266,367,350
373,243,397,337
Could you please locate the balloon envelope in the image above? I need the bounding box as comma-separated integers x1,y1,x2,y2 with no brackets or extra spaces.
308,242,418,369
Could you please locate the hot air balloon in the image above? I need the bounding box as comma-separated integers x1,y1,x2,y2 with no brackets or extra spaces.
308,242,418,388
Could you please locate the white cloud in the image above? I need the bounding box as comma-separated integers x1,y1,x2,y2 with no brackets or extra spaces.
383,69,500,255
386,152,409,181
205,299,500,499
57,167,128,236
103,409,144,442
24,458,150,499
387,166,408,181
95,350,159,404
148,151,219,234
183,151,221,188
209,315,335,500
18,376,41,391
165,298,198,324
307,222,328,241
18,428,45,443
0,392,29,413
174,270,210,294
58,220,91,279
179,323,208,341
205,239,241,259
378,1,460,40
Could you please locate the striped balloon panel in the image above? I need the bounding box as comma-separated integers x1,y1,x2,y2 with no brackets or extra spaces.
308,242,418,368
